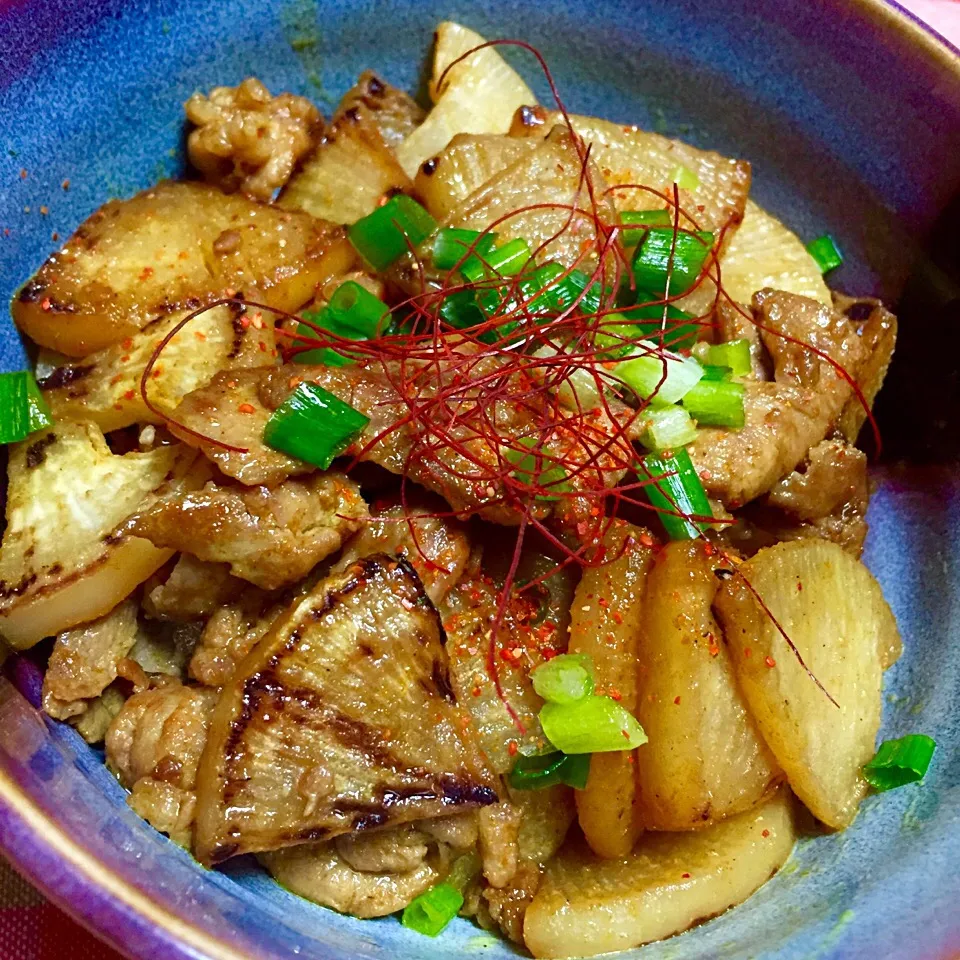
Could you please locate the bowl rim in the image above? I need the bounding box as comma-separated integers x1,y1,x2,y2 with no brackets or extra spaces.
0,2,958,959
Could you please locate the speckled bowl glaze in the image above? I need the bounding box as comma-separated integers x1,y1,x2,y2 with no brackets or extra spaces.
0,1,959,958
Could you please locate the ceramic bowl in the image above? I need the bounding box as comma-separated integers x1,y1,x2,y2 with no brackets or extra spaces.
0,1,959,957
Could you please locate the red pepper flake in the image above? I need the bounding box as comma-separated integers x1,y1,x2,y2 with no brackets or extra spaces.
194,331,207,341
765,655,776,668
743,647,752,658
674,695,681,705
639,532,656,548
240,315,252,329
609,687,623,702
703,541,715,557
597,597,608,608
621,729,631,740
237,403,256,414
797,581,803,592
51,231,59,241
507,740,519,757
226,380,238,389
471,684,482,697
122,389,136,401
611,611,624,625
40,297,52,311
681,872,691,879
762,829,770,838
152,367,162,379
138,266,154,281
19,169,26,180
259,341,267,351
109,374,123,386
121,338,134,350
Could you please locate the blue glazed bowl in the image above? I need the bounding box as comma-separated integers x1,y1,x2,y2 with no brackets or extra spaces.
1,1,959,958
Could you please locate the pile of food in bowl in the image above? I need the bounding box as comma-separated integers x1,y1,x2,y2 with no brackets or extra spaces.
0,21,934,959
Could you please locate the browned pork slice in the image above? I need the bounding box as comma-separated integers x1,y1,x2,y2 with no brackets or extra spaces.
105,681,218,847
688,290,866,507
714,300,771,380
334,497,471,604
261,836,443,918
259,355,629,526
194,554,499,865
832,296,897,443
188,590,277,687
143,555,243,621
42,599,139,720
168,368,313,487
131,473,367,591
761,438,870,556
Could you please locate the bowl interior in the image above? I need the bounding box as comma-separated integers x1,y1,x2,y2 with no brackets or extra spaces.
0,1,959,958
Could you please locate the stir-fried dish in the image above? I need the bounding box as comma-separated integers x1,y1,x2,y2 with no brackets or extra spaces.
1,22,934,958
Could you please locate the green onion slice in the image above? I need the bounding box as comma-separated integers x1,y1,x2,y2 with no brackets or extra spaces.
863,735,936,792
401,882,463,937
632,228,714,297
682,378,746,428
326,281,390,338
621,209,672,247
432,228,497,270
640,447,714,540
0,371,53,445
614,347,704,406
263,383,369,470
638,404,699,451
460,237,531,284
622,296,700,351
806,233,844,274
671,164,700,191
505,437,570,501
702,338,752,377
541,695,647,754
508,750,592,791
348,194,437,271
531,653,595,704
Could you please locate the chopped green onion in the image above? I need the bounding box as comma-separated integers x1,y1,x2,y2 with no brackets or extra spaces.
806,233,844,274
702,338,752,377
541,695,647,754
505,436,570,500
401,882,463,937
326,281,390,338
682,378,746,428
622,296,700,351
614,347,704,406
438,289,485,330
460,237,531,284
632,228,714,296
294,283,389,367
0,371,53,445
348,194,437,271
671,164,700,191
863,735,936,792
508,750,592,791
640,447,714,540
532,653,595,704
699,364,733,382
432,228,497,270
638,405,699,451
263,383,369,470
621,209,671,247
515,262,567,316
547,269,610,317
